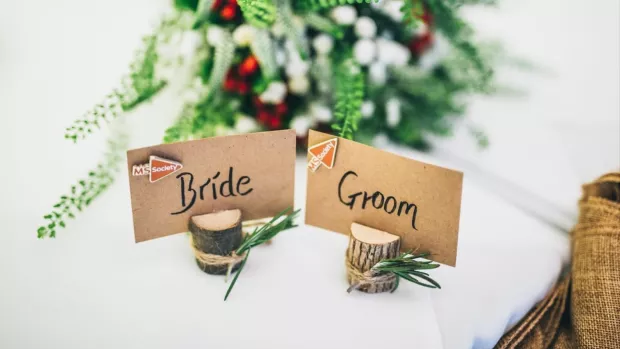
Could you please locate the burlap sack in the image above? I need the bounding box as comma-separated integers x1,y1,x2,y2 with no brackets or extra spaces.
495,172,620,349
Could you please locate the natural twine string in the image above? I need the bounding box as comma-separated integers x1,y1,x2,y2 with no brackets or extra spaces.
189,235,246,276
345,256,397,293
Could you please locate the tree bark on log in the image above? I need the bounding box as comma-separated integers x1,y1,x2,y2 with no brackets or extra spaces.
189,209,243,275
346,223,401,293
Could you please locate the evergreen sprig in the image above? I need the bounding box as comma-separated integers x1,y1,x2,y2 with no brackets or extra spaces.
38,128,129,238
64,13,185,143
372,251,441,291
331,54,365,140
238,0,277,28
224,208,300,300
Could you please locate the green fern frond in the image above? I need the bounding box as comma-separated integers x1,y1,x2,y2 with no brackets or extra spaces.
64,13,185,143
294,0,375,12
238,0,277,28
331,54,365,140
38,127,128,238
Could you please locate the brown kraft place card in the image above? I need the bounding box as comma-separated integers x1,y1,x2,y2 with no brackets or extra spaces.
305,130,463,266
127,130,296,243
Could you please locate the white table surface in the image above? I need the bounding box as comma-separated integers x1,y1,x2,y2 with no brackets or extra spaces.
0,1,618,348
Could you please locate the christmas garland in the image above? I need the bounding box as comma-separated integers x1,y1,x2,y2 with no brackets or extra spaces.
39,0,499,237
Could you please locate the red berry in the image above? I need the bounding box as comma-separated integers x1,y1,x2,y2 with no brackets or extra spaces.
257,110,271,124
239,56,259,77
224,70,237,91
212,0,224,10
275,102,288,115
237,80,250,94
220,5,237,20
409,32,433,56
269,116,282,129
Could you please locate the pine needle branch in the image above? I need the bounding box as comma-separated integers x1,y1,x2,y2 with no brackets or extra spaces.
64,13,185,143
224,208,300,300
331,53,365,140
38,127,129,238
373,252,441,291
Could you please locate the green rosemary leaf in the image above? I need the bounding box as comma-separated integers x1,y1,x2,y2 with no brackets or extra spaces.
224,249,250,301
410,271,442,289
223,208,299,300
391,275,400,293
236,208,300,254
394,271,439,289
372,252,441,290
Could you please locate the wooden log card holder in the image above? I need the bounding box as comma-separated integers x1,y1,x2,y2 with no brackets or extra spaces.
346,223,401,293
188,209,245,275
345,222,442,294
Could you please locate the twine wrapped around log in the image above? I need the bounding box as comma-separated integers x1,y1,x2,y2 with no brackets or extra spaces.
345,223,401,293
188,209,244,275
189,235,245,275
345,257,398,293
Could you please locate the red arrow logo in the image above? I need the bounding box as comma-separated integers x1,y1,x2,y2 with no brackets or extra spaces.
308,138,338,172
149,156,183,183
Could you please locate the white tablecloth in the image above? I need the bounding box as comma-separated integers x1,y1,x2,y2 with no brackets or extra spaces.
0,0,617,348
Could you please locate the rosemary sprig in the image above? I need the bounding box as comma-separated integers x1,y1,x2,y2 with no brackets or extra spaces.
372,252,441,291
224,208,300,300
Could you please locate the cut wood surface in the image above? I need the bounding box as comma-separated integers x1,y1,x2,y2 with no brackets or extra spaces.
189,209,243,275
347,223,401,293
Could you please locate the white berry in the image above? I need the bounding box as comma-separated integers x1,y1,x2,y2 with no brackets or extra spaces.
232,25,256,47
310,103,333,122
312,34,334,55
259,81,287,104
235,115,259,133
288,76,310,95
353,39,377,66
206,26,225,46
330,6,357,25
386,98,401,127
369,62,387,85
291,115,314,137
355,17,377,38
285,60,310,78
361,101,375,119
